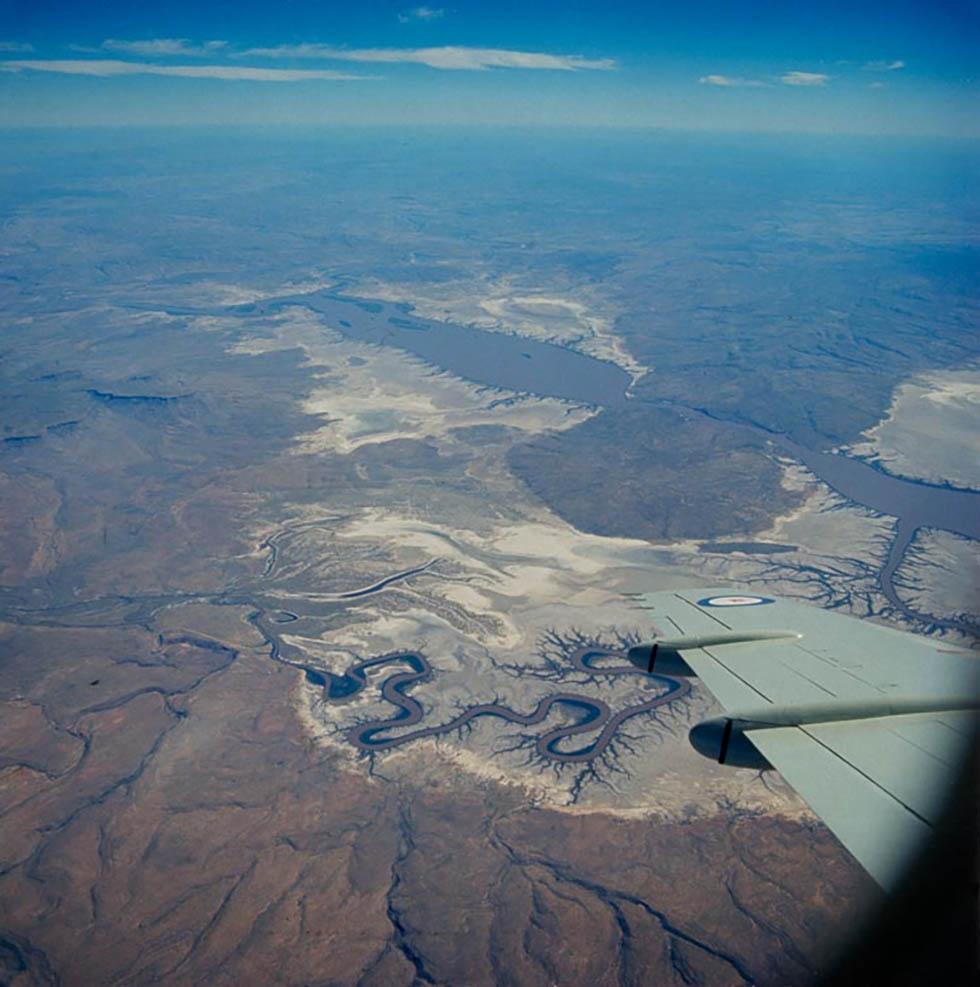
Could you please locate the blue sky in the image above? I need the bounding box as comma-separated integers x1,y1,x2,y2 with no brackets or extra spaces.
0,0,977,134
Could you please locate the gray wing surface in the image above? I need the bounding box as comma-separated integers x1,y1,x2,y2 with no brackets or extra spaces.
634,588,978,889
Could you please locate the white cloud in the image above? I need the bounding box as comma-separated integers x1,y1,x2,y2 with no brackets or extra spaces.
0,59,373,81
865,59,905,71
101,38,229,57
0,41,33,53
241,44,616,71
781,70,829,87
698,74,767,88
398,6,444,22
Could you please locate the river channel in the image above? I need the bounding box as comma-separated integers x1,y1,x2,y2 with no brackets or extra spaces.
241,288,633,409
125,284,978,628
247,288,977,626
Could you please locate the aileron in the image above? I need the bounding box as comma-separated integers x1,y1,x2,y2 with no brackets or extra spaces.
747,725,934,891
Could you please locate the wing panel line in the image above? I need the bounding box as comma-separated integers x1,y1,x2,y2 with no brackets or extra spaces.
933,715,974,738
675,593,732,630
796,644,890,689
798,724,934,828
700,646,774,703
883,725,954,768
777,660,838,697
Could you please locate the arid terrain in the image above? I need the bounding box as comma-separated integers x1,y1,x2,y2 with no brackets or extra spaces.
1,130,976,986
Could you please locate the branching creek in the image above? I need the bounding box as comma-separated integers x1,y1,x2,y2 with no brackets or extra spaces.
4,288,976,777
247,286,978,636
250,609,693,764
120,283,980,638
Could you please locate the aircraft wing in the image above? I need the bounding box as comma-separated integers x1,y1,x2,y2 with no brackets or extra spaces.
631,588,979,890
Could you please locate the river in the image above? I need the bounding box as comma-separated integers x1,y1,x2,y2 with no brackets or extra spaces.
128,285,980,627
241,288,633,409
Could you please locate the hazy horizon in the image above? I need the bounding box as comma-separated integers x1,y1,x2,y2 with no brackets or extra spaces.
1,0,977,135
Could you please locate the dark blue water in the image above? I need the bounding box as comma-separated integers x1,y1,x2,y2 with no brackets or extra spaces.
778,438,980,627
245,292,980,558
782,439,980,542
245,290,632,409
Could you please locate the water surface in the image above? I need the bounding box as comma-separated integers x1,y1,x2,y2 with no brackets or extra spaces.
247,289,633,409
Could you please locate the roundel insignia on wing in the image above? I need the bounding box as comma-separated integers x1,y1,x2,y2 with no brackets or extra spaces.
697,595,775,607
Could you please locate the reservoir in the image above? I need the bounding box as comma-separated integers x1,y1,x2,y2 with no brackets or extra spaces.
779,437,980,627
781,438,980,544
243,289,633,409
253,290,980,543
241,288,977,621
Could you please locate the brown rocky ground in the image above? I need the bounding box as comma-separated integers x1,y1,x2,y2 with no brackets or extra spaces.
0,295,880,987
0,608,875,987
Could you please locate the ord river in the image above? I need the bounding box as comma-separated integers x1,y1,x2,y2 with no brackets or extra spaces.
7,286,976,768
243,287,979,631
240,288,632,408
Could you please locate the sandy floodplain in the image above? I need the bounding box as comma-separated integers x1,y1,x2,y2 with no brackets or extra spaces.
849,367,980,490
894,528,980,625
233,306,596,454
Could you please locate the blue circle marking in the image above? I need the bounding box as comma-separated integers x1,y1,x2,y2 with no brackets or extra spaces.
698,595,775,607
